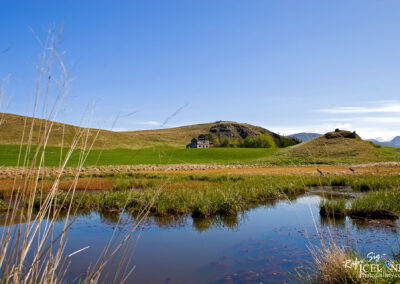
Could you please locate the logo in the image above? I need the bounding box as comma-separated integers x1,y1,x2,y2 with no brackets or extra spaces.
344,252,400,279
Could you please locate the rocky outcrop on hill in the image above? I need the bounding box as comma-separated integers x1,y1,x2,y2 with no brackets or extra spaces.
324,129,358,139
209,123,259,139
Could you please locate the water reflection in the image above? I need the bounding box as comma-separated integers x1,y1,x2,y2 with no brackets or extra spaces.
1,194,399,283
193,214,241,232
320,215,346,227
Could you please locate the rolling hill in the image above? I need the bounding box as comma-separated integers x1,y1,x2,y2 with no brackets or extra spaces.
273,129,387,164
0,113,297,149
0,114,399,166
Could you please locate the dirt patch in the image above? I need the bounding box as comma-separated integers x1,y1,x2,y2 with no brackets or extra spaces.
0,162,399,178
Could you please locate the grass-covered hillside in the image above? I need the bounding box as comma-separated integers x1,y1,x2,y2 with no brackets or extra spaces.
263,129,400,164
0,113,296,149
1,114,399,166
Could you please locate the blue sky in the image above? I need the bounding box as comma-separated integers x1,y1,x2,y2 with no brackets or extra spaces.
1,0,400,140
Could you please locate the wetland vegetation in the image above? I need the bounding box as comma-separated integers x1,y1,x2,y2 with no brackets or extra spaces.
2,173,393,218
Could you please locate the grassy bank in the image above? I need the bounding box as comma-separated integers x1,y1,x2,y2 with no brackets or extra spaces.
25,174,400,218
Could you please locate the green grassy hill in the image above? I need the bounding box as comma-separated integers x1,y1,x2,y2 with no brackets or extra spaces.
0,113,295,149
0,114,399,166
268,129,400,164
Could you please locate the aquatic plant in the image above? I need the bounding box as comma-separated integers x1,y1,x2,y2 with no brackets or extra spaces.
319,199,346,217
348,188,400,219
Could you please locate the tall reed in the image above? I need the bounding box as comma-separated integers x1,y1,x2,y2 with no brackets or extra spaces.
0,24,148,283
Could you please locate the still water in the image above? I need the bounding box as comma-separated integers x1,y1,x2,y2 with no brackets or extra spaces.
48,194,398,283
5,194,399,283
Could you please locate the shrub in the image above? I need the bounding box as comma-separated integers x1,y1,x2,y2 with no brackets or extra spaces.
256,134,276,148
242,136,255,148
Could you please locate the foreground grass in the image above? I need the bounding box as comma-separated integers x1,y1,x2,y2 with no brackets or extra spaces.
305,243,400,284
25,174,400,218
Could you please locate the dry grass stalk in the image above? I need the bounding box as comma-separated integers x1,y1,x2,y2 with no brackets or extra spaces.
0,24,149,284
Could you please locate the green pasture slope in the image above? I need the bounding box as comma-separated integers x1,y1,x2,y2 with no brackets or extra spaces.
1,144,400,167
0,145,278,167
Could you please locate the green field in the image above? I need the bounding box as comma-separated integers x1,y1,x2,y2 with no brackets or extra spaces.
0,145,278,167
1,143,400,167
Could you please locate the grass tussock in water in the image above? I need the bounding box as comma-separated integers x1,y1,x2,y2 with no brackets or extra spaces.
319,199,346,218
318,188,400,220
348,188,400,219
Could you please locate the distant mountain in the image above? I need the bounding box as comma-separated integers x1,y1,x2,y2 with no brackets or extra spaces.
392,136,400,147
367,136,400,148
289,132,321,142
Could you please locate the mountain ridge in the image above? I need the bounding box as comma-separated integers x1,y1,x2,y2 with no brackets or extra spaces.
367,136,400,148
289,132,321,142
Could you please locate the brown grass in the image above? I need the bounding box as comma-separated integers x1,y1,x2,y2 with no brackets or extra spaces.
309,242,359,283
0,178,113,196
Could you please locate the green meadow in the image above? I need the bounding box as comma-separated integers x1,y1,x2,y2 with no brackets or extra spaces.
0,144,278,167
1,143,400,167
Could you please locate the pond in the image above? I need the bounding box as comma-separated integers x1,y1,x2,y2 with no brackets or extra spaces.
2,194,400,283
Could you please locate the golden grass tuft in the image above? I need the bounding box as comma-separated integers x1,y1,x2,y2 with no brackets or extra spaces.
309,242,359,284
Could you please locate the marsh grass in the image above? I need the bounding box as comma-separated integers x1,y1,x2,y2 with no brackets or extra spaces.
33,175,308,217
319,199,346,218
27,174,400,219
348,188,400,219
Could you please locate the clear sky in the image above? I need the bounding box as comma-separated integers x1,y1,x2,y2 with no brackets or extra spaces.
1,0,400,140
